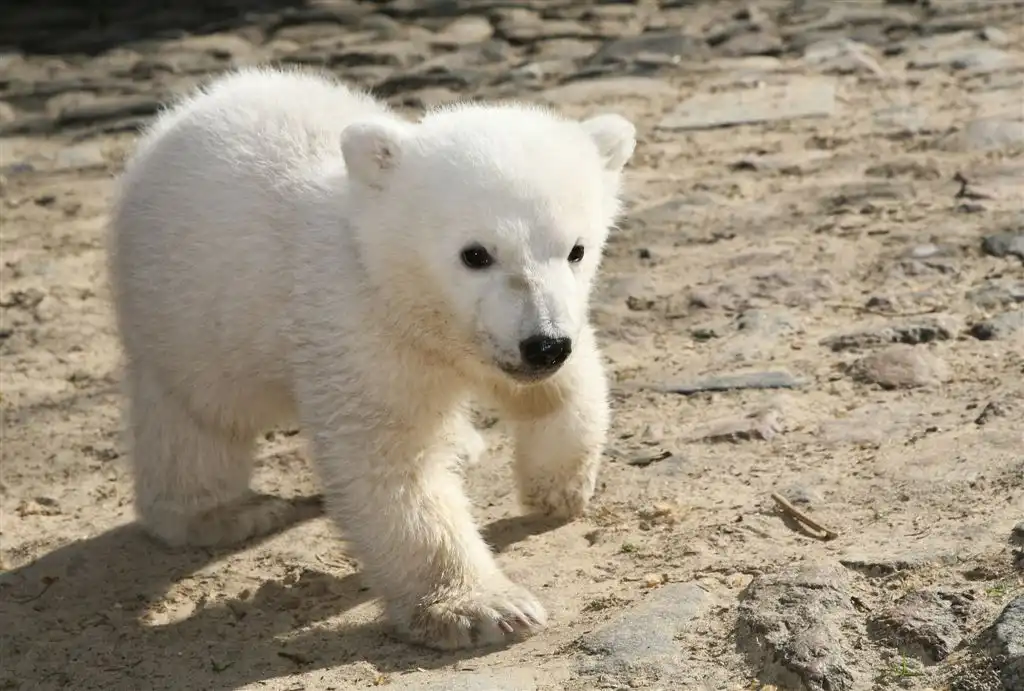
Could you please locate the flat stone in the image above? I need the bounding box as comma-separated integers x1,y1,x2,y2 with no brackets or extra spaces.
578,582,708,682
822,318,955,352
533,38,597,61
967,281,1024,308
982,232,1024,261
716,30,784,58
873,104,932,135
909,47,1014,73
54,95,162,127
865,158,942,181
651,370,803,395
980,26,1010,46
948,118,1024,152
591,30,709,64
804,38,886,77
699,407,784,444
839,550,957,578
736,308,797,336
51,143,105,171
0,100,15,124
970,311,1024,341
431,16,494,47
981,596,1024,690
496,13,592,43
158,33,258,62
539,77,677,106
736,562,858,691
867,590,975,663
851,344,951,389
823,180,914,211
658,78,837,131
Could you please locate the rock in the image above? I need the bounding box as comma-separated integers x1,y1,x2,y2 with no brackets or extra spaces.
1010,522,1024,547
533,38,598,61
431,16,494,47
909,47,1014,74
736,562,858,691
867,590,975,663
374,66,475,97
658,78,837,131
539,77,677,106
716,30,784,58
159,33,258,63
0,100,15,124
873,104,931,135
625,449,673,468
54,95,162,127
578,582,708,682
823,180,914,212
822,318,955,352
967,281,1024,308
839,550,956,578
980,596,1024,690
494,9,591,43
699,407,784,444
970,311,1024,341
851,344,951,389
736,308,797,336
51,143,105,171
590,30,709,65
651,370,804,395
948,118,1024,152
803,38,886,77
979,27,1010,46
975,400,1010,426
982,232,1024,261
865,158,942,181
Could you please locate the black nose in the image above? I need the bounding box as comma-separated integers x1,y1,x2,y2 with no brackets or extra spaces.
519,335,572,370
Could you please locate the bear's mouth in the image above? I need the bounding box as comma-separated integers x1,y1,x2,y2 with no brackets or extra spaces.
498,363,564,385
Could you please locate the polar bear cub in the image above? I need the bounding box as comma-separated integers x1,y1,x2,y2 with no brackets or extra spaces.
108,66,635,650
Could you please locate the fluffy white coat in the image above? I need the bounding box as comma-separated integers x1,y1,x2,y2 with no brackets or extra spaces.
108,66,636,650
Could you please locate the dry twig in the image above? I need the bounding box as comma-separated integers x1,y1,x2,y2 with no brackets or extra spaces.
771,492,839,541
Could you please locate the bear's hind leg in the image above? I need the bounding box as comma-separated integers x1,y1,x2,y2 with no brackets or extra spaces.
127,365,320,548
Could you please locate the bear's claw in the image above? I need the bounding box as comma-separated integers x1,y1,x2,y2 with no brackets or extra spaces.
400,580,548,650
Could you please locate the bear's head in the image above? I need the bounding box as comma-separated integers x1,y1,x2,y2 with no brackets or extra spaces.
340,102,635,383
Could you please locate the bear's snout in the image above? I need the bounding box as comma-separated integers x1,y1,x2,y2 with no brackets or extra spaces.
518,335,572,373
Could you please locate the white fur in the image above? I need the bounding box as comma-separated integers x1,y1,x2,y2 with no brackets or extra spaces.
107,66,635,650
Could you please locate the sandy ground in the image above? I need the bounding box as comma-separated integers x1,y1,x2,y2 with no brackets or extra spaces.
2,1,1023,690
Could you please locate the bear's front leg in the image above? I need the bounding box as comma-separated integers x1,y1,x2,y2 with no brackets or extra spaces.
503,325,610,519
311,423,546,650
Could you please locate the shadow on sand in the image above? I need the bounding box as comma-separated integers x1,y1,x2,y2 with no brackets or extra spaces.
0,511,567,690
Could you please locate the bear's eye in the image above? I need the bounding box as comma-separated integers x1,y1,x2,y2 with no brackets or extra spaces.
460,244,494,270
568,244,585,263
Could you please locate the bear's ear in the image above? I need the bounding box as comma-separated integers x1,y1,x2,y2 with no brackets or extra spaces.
581,114,636,173
340,120,409,189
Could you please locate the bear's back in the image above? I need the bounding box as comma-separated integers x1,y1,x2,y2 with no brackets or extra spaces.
109,68,390,417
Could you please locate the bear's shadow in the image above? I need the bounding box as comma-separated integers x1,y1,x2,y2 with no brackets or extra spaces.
0,512,566,690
